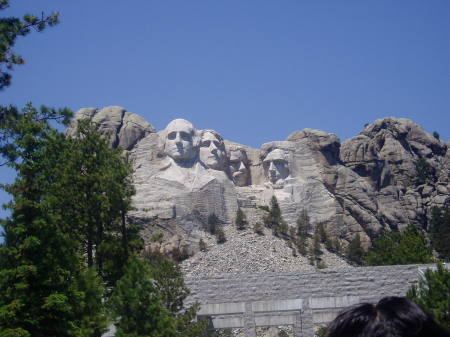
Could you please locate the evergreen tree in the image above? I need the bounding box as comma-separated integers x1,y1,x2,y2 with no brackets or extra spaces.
347,233,364,265
415,158,434,185
0,1,60,89
0,104,107,336
263,196,288,238
143,252,207,337
296,209,311,238
429,206,450,261
364,225,433,266
406,263,450,329
235,207,247,230
207,213,219,235
49,120,142,287
109,257,178,337
216,228,226,244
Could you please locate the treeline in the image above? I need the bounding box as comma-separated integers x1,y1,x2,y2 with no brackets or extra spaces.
0,106,206,337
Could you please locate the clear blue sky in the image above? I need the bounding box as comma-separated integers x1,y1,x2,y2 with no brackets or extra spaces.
1,0,450,222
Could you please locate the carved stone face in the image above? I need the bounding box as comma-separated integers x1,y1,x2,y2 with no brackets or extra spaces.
263,149,289,184
229,148,249,186
199,130,226,170
164,119,197,162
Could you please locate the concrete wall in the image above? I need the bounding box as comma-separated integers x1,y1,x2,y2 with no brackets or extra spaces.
185,264,441,337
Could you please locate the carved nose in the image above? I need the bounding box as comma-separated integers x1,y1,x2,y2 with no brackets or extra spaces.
269,161,275,171
175,133,182,143
239,162,246,171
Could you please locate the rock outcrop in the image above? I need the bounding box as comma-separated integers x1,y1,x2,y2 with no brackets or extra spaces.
69,108,450,262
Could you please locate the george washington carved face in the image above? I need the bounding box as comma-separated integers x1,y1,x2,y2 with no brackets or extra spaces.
164,119,198,162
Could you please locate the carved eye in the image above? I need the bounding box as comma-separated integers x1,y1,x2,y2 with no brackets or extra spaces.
168,132,177,140
201,140,211,147
213,141,221,148
180,132,191,141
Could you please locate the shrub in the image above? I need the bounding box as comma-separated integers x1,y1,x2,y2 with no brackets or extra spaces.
363,225,433,266
199,239,207,252
216,228,226,244
406,263,450,328
207,213,219,235
235,207,248,230
253,222,264,235
347,233,364,265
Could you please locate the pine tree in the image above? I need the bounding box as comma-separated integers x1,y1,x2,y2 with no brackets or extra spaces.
347,233,364,265
109,257,178,337
263,196,288,238
429,206,450,261
49,120,142,287
406,263,450,329
296,209,311,238
207,213,219,235
363,225,433,266
235,207,247,230
0,104,107,336
216,228,226,244
0,1,60,89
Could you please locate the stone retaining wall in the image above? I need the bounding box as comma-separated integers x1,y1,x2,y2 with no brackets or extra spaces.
185,264,441,337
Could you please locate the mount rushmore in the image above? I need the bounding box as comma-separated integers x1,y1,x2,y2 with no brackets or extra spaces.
68,106,450,257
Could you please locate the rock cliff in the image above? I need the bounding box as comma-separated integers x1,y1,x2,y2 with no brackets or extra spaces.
68,108,449,265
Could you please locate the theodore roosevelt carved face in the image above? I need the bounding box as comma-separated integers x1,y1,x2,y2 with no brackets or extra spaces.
263,149,289,185
199,130,226,170
163,119,198,162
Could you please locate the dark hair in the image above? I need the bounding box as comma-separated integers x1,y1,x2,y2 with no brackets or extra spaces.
326,296,450,337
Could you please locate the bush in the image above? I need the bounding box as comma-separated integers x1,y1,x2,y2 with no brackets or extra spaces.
347,233,364,265
199,239,207,252
235,207,248,230
296,209,311,238
406,263,450,329
253,222,264,235
216,228,226,244
415,158,434,185
207,213,219,235
363,225,433,266
429,206,450,261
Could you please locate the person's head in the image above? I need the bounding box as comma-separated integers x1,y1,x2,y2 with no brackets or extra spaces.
163,119,198,162
199,130,226,170
263,149,289,184
228,147,250,186
326,296,450,337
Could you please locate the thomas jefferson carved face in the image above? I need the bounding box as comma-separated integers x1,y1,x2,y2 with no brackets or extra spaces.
199,130,226,170
263,149,289,184
229,148,250,186
164,119,197,162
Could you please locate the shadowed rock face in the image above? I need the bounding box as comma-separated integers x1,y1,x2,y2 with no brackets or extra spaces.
70,108,450,254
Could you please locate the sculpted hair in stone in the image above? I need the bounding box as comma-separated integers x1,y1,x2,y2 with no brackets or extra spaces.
326,296,450,337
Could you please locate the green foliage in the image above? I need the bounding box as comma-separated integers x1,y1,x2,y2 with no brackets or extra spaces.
216,228,226,244
296,235,308,256
0,105,107,336
151,232,164,244
315,326,328,337
49,120,142,287
263,196,288,238
199,239,207,252
207,213,219,235
253,222,264,235
415,158,434,185
406,263,450,328
364,225,433,266
296,209,311,238
347,233,364,265
109,257,178,337
235,207,247,230
0,1,60,89
429,206,450,261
